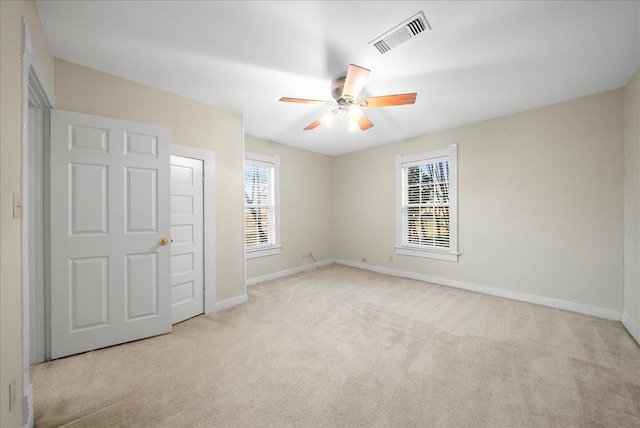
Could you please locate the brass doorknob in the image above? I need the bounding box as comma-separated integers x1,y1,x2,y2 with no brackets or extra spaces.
158,237,169,246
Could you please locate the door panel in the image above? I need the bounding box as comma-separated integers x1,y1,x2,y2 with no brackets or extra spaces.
126,167,157,232
50,109,171,359
125,132,158,157
125,253,158,320
70,256,109,330
170,155,204,324
70,163,108,234
70,124,108,151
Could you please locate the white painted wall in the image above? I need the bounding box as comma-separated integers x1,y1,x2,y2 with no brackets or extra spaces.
623,66,640,337
244,135,333,281
0,1,54,425
333,90,625,313
53,59,245,304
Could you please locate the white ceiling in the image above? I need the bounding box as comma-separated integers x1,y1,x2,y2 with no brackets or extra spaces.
37,1,639,156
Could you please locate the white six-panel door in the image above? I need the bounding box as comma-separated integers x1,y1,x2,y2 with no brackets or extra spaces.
50,110,172,359
170,155,204,324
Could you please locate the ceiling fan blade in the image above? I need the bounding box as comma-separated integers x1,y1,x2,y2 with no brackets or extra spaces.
279,97,331,105
359,93,417,108
341,64,370,100
303,119,322,130
358,114,374,131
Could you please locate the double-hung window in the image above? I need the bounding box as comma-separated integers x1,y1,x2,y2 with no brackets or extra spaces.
396,144,458,261
244,153,281,259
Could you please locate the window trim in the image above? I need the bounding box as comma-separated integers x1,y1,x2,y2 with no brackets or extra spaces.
395,144,459,262
244,152,281,259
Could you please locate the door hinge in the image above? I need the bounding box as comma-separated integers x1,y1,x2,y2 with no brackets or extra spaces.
202,175,205,183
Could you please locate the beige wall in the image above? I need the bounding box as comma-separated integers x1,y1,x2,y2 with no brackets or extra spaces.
333,89,625,312
624,66,640,331
245,136,333,280
0,1,54,425
54,59,245,302
0,4,635,427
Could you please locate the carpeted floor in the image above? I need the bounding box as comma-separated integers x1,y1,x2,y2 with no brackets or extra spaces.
31,264,640,427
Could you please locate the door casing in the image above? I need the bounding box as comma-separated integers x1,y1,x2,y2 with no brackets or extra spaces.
22,18,55,426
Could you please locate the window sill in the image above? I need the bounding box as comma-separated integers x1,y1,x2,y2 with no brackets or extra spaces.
246,246,282,259
395,246,459,262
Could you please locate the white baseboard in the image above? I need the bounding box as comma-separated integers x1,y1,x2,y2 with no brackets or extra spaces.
22,383,33,428
212,261,332,312
621,312,640,346
333,259,621,321
241,258,624,323
246,259,334,286
212,294,248,313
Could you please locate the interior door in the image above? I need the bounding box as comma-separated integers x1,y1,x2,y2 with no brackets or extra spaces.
170,155,204,324
49,109,172,359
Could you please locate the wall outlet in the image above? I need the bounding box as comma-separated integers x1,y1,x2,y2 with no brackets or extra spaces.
362,258,368,263
8,377,16,412
302,252,313,259
389,255,394,262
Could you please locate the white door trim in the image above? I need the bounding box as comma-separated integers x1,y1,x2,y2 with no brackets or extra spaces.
22,19,54,427
170,145,216,314
27,107,45,365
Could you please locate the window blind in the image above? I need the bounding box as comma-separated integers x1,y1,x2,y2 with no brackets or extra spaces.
244,162,274,248
402,159,451,250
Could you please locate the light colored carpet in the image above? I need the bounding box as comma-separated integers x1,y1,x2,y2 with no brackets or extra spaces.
31,264,640,427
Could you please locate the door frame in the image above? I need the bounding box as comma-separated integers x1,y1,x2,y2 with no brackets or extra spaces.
22,19,55,426
170,145,217,314
27,106,46,365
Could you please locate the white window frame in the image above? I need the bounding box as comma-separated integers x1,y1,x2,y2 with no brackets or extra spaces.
395,144,458,262
244,152,281,259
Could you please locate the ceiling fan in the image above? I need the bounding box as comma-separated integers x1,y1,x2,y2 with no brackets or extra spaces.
279,64,417,132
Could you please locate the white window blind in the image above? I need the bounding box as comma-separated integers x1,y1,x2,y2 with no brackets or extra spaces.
403,161,451,248
244,153,280,258
396,145,458,261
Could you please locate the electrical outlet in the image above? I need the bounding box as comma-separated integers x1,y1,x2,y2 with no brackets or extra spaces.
389,255,394,262
362,258,368,263
8,377,16,412
303,252,312,259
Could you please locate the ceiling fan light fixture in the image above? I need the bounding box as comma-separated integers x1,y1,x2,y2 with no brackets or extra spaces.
347,106,365,132
348,119,360,133
321,110,337,128
279,63,416,133
348,106,363,121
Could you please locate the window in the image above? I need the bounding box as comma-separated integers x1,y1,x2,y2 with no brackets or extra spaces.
396,144,458,261
244,152,281,258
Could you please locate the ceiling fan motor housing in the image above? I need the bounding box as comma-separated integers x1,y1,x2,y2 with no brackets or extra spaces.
331,74,347,101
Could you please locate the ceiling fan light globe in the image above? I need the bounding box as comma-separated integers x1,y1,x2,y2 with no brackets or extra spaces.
321,111,336,128
348,106,364,120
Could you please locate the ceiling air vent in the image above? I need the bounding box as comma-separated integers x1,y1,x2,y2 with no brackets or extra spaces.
370,11,431,54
